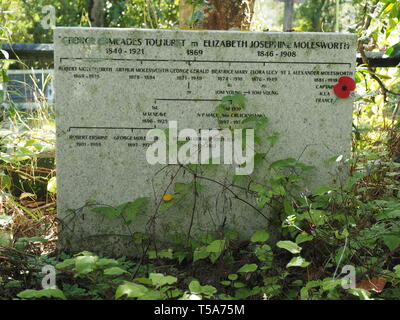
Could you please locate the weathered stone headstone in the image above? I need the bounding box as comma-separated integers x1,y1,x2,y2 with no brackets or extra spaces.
55,28,356,255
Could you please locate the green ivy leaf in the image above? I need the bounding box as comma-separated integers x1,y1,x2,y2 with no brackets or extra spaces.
250,230,269,243
255,244,273,268
188,280,201,293
137,289,164,300
384,42,400,59
286,256,310,268
17,288,66,300
96,258,119,267
235,287,252,299
269,158,297,169
237,263,258,273
1,69,8,82
117,197,149,223
0,232,12,247
222,94,246,109
193,246,210,262
115,281,149,299
103,267,128,276
56,258,75,269
233,282,246,288
242,116,268,130
228,274,238,281
75,255,98,274
382,235,400,251
206,239,226,253
91,206,119,219
277,240,302,254
394,265,400,277
47,177,57,194
0,175,11,191
348,288,372,300
267,132,280,147
296,233,314,244
158,249,174,259
149,273,177,287
188,280,217,297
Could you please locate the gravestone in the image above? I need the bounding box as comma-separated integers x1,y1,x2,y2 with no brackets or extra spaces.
55,27,356,255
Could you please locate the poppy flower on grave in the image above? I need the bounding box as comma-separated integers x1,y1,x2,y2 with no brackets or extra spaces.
333,76,356,98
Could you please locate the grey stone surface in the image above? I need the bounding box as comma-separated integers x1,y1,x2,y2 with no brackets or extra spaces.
55,27,356,255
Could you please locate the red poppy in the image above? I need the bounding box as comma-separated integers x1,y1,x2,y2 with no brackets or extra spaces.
333,76,356,98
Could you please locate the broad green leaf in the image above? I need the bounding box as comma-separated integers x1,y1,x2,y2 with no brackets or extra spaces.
233,282,246,288
267,132,280,147
56,258,75,269
296,233,314,244
237,263,258,273
47,177,57,194
222,94,246,108
75,255,98,274
209,252,221,264
277,240,302,254
160,201,174,213
137,289,164,300
206,239,226,253
313,186,335,196
348,288,372,300
295,162,315,171
17,288,66,300
96,258,119,267
242,116,268,130
379,208,400,219
286,256,310,268
250,184,267,193
117,197,149,223
189,280,201,293
254,152,267,164
74,251,94,257
158,249,174,259
224,229,238,241
1,69,8,82
115,281,148,299
0,232,12,247
384,42,400,59
91,206,119,219
0,175,11,190
228,274,238,281
382,235,400,251
235,288,252,299
250,230,269,243
321,278,342,291
104,267,128,276
188,279,216,297
255,244,273,267
193,246,210,262
201,285,217,297
134,277,153,285
149,273,177,287
269,158,297,169
394,265,400,277
305,209,326,226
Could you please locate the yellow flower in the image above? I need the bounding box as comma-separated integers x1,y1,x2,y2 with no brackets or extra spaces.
162,194,174,202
